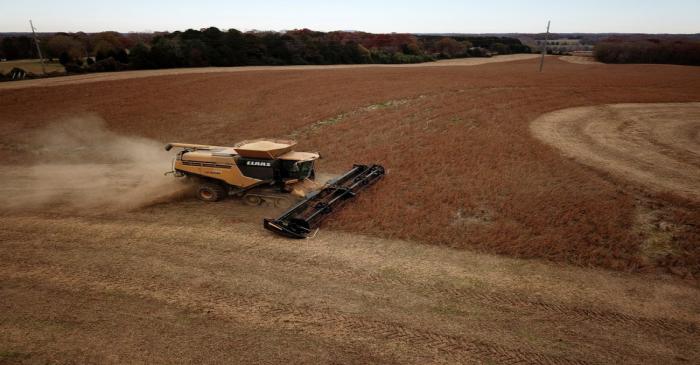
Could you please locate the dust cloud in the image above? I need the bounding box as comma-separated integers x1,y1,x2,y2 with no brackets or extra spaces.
0,116,189,212
291,172,339,197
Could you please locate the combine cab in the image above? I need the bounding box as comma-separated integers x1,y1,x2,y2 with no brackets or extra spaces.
165,139,384,238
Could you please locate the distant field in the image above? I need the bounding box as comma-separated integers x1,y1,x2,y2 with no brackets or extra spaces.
0,54,699,364
0,54,538,90
0,59,65,74
559,55,601,65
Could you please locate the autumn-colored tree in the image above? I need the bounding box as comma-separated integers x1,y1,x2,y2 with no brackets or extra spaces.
91,32,129,49
436,37,466,58
93,40,116,60
47,35,84,61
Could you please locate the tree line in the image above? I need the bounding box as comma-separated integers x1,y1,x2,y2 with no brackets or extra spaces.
594,38,700,66
0,28,531,75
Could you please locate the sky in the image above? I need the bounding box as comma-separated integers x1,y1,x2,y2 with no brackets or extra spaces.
3,0,699,34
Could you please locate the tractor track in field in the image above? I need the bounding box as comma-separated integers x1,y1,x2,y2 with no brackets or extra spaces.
2,212,698,364
240,246,698,336
530,103,700,201
164,227,697,337
3,267,589,365
4,218,699,363
3,215,697,340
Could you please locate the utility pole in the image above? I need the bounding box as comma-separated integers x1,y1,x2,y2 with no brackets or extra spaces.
29,19,47,75
539,20,551,72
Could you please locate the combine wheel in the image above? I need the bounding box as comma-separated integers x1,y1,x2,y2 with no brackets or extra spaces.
274,196,293,208
243,194,263,206
197,182,226,202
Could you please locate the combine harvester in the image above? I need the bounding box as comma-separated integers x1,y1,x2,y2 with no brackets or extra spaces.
165,139,384,238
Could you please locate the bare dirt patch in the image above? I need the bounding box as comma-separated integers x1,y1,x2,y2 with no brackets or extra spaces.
559,55,602,65
530,103,700,201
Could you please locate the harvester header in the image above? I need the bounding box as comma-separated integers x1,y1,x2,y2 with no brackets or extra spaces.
264,164,385,238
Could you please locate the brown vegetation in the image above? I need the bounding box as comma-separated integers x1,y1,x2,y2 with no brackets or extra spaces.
531,103,700,201
0,57,699,277
1,56,700,364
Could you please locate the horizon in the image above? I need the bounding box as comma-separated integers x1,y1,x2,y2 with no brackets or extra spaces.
3,0,700,34
3,29,700,36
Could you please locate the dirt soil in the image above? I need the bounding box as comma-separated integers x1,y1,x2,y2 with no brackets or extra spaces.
1,56,699,363
559,55,602,65
531,103,700,201
0,54,538,90
1,205,699,364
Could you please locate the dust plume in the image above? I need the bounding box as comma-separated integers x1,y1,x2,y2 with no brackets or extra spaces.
0,116,189,212
291,172,339,197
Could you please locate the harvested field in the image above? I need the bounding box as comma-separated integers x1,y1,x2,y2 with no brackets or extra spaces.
1,56,699,363
559,55,602,65
1,208,699,364
0,59,65,75
531,103,700,201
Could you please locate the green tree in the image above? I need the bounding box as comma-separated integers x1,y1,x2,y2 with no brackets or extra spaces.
356,44,372,63
489,43,510,55
150,37,183,68
128,43,153,69
93,40,116,60
1,36,33,60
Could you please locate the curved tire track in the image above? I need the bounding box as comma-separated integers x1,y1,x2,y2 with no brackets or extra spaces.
3,267,589,365
530,103,700,201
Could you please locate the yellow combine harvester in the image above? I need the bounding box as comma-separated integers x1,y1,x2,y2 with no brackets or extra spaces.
166,140,319,206
165,139,384,238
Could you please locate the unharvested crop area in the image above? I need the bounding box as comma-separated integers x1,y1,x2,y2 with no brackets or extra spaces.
0,57,699,364
0,57,699,274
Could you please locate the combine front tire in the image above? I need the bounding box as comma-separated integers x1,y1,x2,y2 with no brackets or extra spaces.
274,196,293,208
197,183,226,202
243,194,263,206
